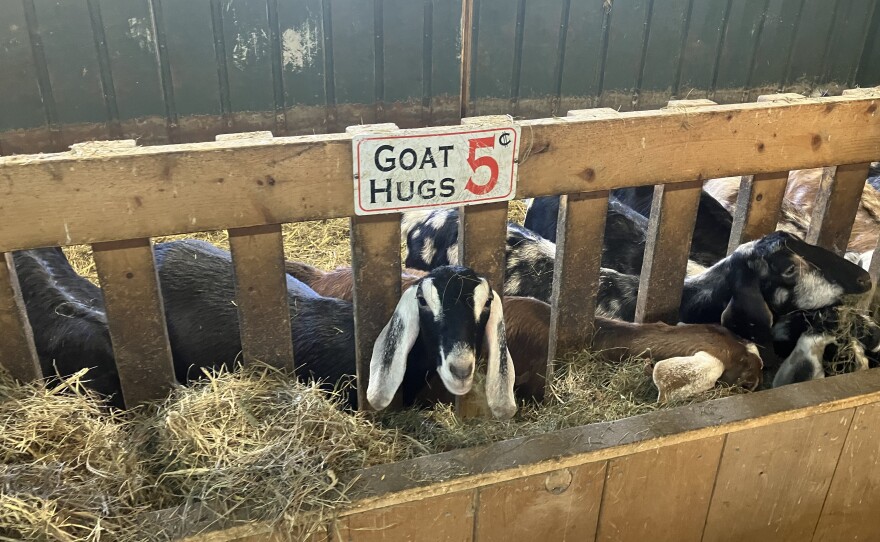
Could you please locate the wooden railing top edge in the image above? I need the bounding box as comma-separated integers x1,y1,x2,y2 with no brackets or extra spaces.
1,90,879,252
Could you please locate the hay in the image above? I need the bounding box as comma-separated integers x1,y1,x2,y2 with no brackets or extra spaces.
379,350,746,454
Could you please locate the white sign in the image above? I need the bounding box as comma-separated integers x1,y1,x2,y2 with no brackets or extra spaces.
352,124,520,215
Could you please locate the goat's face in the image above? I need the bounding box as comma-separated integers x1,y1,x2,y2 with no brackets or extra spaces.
718,342,763,391
748,232,872,312
367,265,517,419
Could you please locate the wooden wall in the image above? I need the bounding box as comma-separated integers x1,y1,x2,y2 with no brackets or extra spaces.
3,0,880,154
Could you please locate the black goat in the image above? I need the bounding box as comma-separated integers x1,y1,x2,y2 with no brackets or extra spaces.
12,248,122,407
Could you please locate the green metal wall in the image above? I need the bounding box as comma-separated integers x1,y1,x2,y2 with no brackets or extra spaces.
2,0,879,153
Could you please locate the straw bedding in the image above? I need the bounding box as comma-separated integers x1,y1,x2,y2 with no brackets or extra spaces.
5,199,874,540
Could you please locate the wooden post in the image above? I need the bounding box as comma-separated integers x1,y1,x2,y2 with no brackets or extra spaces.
92,237,176,406
348,123,403,412
805,163,870,256
634,100,715,324
455,115,511,418
727,171,790,254
0,252,42,381
217,132,295,372
546,109,618,382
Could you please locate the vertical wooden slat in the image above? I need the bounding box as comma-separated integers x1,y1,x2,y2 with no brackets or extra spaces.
0,252,42,381
227,224,294,371
805,162,871,256
812,403,880,541
702,409,853,542
347,124,403,411
475,462,607,541
217,133,294,371
727,171,790,253
92,237,176,406
862,235,880,310
596,436,724,542
634,181,701,324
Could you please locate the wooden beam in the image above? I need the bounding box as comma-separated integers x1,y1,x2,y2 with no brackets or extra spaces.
3,91,880,252
727,171,790,254
92,238,176,406
635,179,702,324
0,252,42,381
228,224,294,372
805,163,870,255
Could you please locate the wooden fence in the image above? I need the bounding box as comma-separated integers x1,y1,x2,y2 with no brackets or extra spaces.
1,88,880,415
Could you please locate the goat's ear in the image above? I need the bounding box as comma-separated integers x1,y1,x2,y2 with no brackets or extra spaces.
367,284,421,411
484,289,518,419
721,266,775,354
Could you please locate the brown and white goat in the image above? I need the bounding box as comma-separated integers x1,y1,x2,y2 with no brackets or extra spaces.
284,261,764,401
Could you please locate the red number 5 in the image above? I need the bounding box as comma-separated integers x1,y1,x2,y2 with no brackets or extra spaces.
464,136,499,195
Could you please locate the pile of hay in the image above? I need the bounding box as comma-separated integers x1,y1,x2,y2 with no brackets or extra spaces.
0,366,418,541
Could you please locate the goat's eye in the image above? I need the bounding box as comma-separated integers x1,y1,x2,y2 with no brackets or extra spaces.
417,295,428,307
782,264,796,278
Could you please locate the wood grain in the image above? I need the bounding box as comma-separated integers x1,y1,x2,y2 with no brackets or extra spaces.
331,491,475,542
635,180,702,324
350,213,402,411
702,409,854,542
0,252,41,381
476,462,607,542
92,238,176,406
596,436,724,542
727,171,790,253
227,224,294,371
806,163,871,255
3,92,880,252
812,403,880,541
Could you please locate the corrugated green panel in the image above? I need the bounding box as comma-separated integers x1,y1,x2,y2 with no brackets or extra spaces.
330,0,375,105
276,0,325,106
383,0,424,104
517,0,565,114
222,0,274,112
33,0,105,126
430,0,461,100
786,0,835,87
601,0,649,95
0,2,45,130
471,0,518,112
99,0,164,120
749,0,801,88
714,0,765,90
823,0,876,84
678,0,727,93
640,0,691,93
559,1,606,101
158,0,220,116
857,3,880,86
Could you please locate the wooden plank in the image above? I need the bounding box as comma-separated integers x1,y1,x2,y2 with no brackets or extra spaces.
227,224,294,371
635,180,702,324
727,171,790,253
702,409,853,542
805,162,871,255
813,403,880,541
596,436,724,542
5,92,880,252
0,252,42,381
92,237,176,406
332,491,475,542
547,190,608,365
475,462,606,542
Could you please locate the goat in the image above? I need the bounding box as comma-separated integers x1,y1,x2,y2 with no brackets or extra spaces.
12,248,122,408
704,168,880,253
153,240,517,418
283,262,765,400
404,210,871,368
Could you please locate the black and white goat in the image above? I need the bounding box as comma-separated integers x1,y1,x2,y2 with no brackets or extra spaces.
12,248,122,407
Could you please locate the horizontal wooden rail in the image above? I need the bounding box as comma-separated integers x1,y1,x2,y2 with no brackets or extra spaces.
2,90,880,252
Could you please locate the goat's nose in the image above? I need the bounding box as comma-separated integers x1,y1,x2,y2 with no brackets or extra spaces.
857,274,872,291
449,363,474,380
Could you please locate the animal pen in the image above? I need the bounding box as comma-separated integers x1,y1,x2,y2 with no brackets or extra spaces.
3,1,880,541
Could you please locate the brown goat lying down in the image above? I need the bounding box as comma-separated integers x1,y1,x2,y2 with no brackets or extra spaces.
284,261,763,402
704,168,880,254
